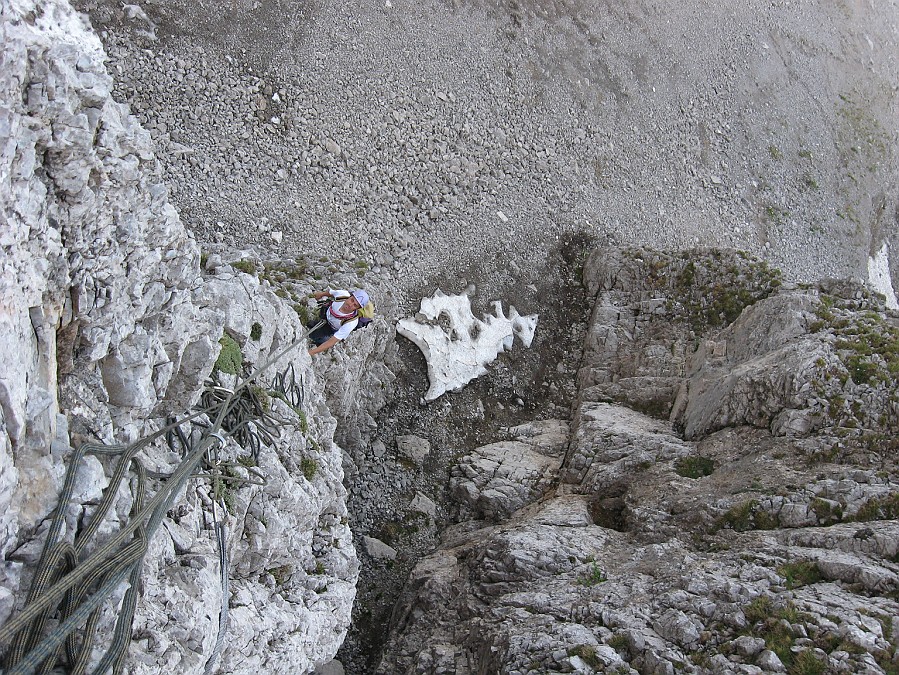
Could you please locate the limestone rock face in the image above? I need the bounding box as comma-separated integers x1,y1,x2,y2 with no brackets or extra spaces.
451,420,568,521
396,289,538,401
0,2,357,672
376,248,899,675
563,403,694,493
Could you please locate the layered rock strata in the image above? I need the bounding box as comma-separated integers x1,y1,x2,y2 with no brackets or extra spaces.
376,248,899,674
0,1,357,672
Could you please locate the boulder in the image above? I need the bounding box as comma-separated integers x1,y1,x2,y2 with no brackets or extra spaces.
364,536,398,561
396,434,431,466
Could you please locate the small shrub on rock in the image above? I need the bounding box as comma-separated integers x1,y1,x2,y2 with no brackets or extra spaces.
214,334,243,375
675,456,715,479
578,562,607,586
301,458,317,480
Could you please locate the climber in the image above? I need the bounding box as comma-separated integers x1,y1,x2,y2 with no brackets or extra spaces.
307,288,371,356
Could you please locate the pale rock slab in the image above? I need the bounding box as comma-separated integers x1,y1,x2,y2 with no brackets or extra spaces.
756,649,786,672
396,289,538,401
408,492,437,519
563,402,693,492
451,419,568,521
364,536,398,560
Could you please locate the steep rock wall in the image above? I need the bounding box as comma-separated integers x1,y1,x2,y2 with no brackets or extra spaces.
0,1,357,672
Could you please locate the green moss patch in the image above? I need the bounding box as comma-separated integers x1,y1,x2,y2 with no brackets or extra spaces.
214,334,243,375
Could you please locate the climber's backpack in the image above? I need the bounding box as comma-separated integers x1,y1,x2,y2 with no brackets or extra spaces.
320,292,374,331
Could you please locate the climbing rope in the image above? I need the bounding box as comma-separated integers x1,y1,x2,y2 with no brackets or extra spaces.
0,326,316,675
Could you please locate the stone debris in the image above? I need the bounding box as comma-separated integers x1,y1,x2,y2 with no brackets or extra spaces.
84,0,899,311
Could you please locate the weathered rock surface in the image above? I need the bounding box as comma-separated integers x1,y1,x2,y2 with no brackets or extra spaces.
0,1,357,672
451,419,568,522
376,248,899,674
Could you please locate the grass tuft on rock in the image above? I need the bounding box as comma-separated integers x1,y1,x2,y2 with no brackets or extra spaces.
788,649,825,675
214,334,243,375
778,561,822,589
568,645,601,667
675,456,715,479
232,259,257,275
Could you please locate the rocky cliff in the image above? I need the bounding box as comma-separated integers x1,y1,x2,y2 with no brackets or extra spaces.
0,1,358,672
4,1,899,673
377,248,899,674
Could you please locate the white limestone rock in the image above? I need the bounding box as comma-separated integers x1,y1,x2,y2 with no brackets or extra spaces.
311,308,395,459
451,419,568,521
0,2,358,673
396,289,538,401
563,402,694,492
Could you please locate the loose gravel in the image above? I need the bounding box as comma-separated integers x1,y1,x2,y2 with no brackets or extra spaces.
76,0,899,314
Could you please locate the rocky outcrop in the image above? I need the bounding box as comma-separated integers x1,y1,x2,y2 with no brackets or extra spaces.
0,1,356,672
375,248,899,674
451,420,568,522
